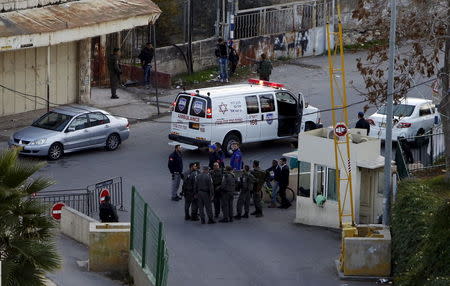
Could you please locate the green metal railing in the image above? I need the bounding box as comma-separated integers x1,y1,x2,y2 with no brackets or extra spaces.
130,186,169,286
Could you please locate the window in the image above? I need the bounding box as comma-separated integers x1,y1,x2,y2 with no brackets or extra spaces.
259,94,275,113
68,115,89,131
276,92,297,104
31,112,73,132
378,104,415,117
419,104,434,116
298,161,311,197
89,112,110,127
313,164,338,202
245,95,259,114
175,95,191,114
189,98,206,118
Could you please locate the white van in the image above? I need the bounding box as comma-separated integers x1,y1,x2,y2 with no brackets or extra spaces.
168,79,321,152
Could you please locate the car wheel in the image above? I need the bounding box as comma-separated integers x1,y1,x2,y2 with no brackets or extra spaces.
48,143,63,160
106,133,120,151
223,133,241,157
305,122,316,131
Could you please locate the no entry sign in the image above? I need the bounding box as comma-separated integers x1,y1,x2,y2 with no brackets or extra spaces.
100,188,110,203
51,202,65,220
334,123,348,137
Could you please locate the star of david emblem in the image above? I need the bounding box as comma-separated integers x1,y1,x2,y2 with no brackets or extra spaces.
218,103,228,114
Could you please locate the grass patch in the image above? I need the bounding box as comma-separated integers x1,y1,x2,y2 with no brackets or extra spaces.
173,67,218,85
391,176,450,286
344,39,388,51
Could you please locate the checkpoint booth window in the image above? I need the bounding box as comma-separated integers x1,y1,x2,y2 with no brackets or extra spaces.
312,164,338,203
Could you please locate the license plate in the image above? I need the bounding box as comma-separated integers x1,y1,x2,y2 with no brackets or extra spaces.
189,122,200,130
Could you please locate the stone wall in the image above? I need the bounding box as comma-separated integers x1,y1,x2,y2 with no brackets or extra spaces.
0,0,76,11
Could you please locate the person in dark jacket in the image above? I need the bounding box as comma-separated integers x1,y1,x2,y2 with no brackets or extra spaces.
215,38,229,82
228,45,239,77
99,195,119,223
278,157,291,209
168,145,183,201
266,159,280,208
251,160,266,217
219,166,236,223
208,144,221,169
235,165,255,219
108,48,122,99
215,142,225,168
210,162,223,218
257,53,273,81
355,111,370,135
182,163,199,221
138,42,154,88
195,166,216,224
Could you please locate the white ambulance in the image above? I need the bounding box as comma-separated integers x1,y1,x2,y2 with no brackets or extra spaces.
168,79,321,152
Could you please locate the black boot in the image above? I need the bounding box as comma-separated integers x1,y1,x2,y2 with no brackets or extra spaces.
219,218,229,223
191,215,199,221
201,218,206,224
255,212,264,217
208,219,216,224
242,213,249,218
250,211,257,215
185,215,191,221
234,215,241,220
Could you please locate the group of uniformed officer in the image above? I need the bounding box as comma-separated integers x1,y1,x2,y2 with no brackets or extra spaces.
181,160,267,224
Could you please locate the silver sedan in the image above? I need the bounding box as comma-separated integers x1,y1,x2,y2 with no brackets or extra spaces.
8,105,130,160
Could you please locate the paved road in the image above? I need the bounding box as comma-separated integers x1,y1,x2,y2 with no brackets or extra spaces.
9,119,374,286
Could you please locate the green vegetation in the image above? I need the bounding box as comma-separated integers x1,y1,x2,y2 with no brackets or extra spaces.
173,65,253,87
391,176,450,286
0,149,60,286
344,39,388,51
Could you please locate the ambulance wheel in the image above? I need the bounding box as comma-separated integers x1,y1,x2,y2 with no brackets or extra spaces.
223,133,241,157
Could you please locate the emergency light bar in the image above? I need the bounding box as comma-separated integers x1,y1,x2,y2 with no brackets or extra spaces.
248,78,284,88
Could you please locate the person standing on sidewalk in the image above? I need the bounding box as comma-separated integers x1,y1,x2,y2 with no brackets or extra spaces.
210,162,223,218
138,42,154,89
99,195,119,223
278,157,291,209
182,163,199,221
215,38,229,83
257,53,273,81
267,160,280,208
168,145,183,201
108,48,122,99
194,166,216,224
235,165,255,220
208,144,220,169
251,160,265,217
215,142,225,168
219,166,235,223
228,44,239,77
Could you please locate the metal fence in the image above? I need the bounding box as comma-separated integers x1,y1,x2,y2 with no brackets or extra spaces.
235,0,332,39
130,186,169,286
32,177,124,217
396,132,446,177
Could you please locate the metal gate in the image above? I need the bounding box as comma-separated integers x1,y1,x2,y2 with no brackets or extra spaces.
32,177,124,218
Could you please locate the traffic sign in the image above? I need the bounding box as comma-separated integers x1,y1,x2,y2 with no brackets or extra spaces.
100,188,110,203
51,202,65,220
334,123,348,137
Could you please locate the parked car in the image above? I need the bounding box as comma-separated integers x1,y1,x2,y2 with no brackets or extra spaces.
8,105,130,160
367,97,439,143
168,79,321,153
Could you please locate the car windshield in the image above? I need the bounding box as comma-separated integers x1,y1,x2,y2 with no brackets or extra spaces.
377,104,415,117
31,112,73,131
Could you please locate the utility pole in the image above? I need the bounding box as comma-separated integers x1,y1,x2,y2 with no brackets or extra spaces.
186,0,193,74
215,0,220,37
383,0,397,226
440,0,450,183
152,24,160,115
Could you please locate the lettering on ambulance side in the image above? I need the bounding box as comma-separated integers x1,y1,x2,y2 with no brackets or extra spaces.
248,114,258,125
177,114,200,122
229,100,243,113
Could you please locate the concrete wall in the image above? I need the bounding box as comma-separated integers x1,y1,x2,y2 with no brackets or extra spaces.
89,223,130,273
60,206,98,246
343,224,391,277
129,252,156,286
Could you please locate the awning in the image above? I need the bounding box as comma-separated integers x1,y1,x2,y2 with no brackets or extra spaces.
0,0,161,51
356,155,386,170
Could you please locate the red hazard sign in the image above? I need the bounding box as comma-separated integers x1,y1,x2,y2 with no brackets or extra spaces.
334,123,348,137
100,189,110,203
51,202,65,220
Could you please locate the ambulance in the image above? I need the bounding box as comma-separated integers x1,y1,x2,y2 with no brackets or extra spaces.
168,79,321,153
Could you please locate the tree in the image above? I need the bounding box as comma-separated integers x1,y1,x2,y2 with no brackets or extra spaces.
0,149,60,286
153,0,181,46
352,0,450,181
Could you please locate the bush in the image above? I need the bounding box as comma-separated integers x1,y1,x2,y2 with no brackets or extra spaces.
391,176,450,286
